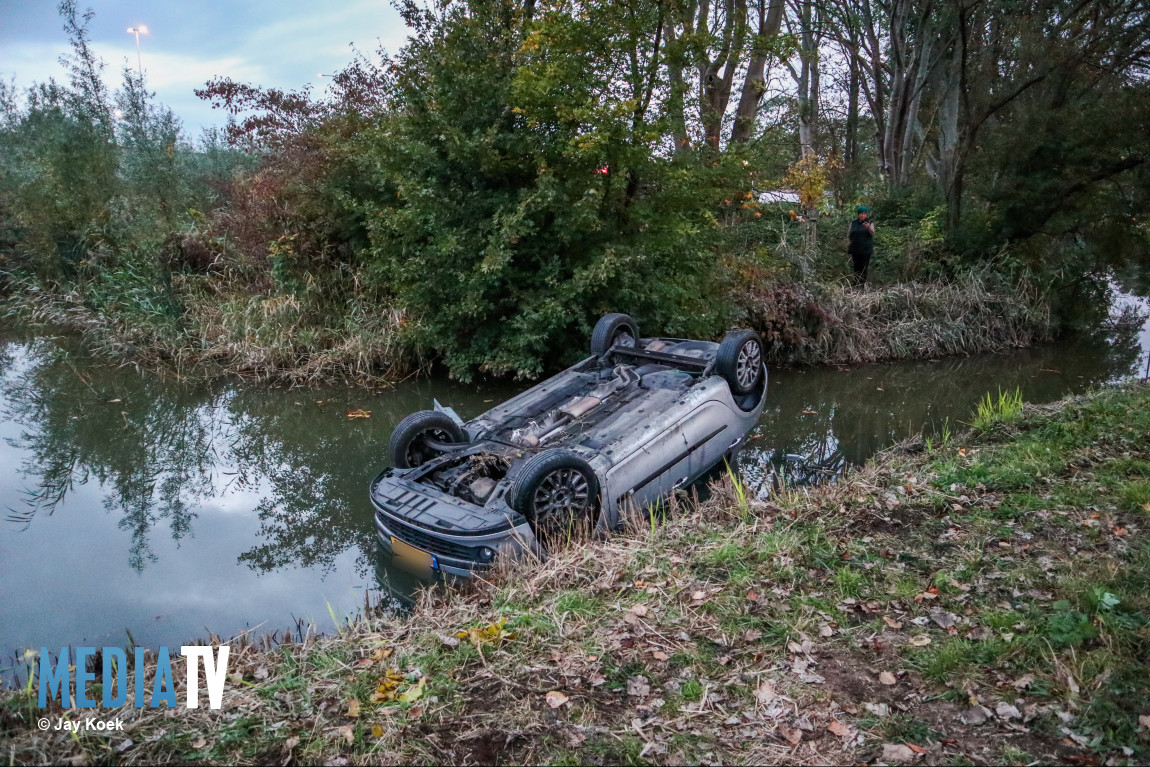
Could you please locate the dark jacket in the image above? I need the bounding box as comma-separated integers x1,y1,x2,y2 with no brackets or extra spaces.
848,219,874,256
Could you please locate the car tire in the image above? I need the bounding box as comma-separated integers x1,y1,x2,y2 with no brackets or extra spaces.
590,313,640,356
507,449,600,543
389,410,467,468
715,329,764,396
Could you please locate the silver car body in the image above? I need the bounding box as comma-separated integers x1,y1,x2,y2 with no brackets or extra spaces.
371,336,767,577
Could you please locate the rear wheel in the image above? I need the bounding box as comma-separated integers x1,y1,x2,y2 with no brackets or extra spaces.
389,410,467,468
508,449,600,544
715,329,764,395
590,313,639,356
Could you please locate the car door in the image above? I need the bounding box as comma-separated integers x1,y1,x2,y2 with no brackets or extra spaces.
607,423,691,517
680,401,735,482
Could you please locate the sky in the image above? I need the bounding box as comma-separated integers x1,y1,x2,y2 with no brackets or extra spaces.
0,0,412,134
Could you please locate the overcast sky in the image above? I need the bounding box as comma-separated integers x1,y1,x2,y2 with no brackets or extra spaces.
0,0,412,134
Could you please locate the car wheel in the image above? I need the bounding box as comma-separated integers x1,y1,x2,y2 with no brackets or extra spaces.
715,329,764,396
389,410,467,468
590,313,640,356
508,449,600,544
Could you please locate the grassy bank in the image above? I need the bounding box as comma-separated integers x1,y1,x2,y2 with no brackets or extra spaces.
4,267,1052,386
4,274,418,386
3,383,1147,765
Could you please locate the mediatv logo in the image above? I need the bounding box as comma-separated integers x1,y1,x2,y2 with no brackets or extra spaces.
38,646,230,710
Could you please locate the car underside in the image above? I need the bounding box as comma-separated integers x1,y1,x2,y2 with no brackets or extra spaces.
370,314,768,577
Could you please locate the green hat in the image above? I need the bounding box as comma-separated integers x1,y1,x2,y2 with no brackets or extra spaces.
857,205,868,213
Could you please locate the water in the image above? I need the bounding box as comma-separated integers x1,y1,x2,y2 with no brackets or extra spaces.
2,308,1147,677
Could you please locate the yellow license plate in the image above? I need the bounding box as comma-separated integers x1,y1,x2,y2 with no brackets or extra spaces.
390,536,438,575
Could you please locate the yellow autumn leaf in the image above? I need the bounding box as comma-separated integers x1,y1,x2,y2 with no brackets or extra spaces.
371,724,383,738
371,647,392,662
398,677,426,703
347,699,361,717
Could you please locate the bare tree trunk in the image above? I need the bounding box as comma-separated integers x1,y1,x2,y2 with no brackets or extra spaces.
698,0,749,150
845,43,860,186
731,0,784,143
665,24,690,152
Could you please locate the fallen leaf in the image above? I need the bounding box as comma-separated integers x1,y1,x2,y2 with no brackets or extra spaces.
909,635,931,646
745,628,763,642
879,671,897,685
371,647,393,662
996,701,1021,720
691,590,708,602
907,743,927,754
881,743,917,763
456,617,517,647
398,677,426,703
627,676,651,697
827,721,851,738
883,615,903,629
285,736,300,749
802,409,818,415
1139,715,1150,730
962,705,992,725
779,724,802,746
191,738,207,749
371,725,383,738
545,690,569,709
651,650,670,662
1012,674,1035,690
819,624,834,637
876,387,884,391
346,409,372,419
346,699,361,717
116,740,134,754
629,604,650,617
755,680,776,705
864,702,889,717
336,725,354,744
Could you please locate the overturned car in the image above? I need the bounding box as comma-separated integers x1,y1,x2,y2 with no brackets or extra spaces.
370,313,767,576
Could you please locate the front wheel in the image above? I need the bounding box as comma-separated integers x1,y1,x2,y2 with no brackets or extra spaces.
715,329,764,396
388,410,467,468
507,449,600,544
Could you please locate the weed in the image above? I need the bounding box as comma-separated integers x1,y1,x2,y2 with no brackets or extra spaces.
972,387,1024,432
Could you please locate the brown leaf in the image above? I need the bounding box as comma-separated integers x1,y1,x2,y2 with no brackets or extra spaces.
1012,674,1035,690
371,647,393,662
627,676,651,697
883,615,903,629
755,680,777,705
191,738,208,749
827,721,851,738
691,590,708,602
745,628,763,642
909,635,931,646
545,690,569,709
907,743,927,754
346,409,371,419
336,725,354,744
651,650,670,662
878,671,897,685
285,737,300,750
779,724,802,746
346,699,360,717
629,604,650,617
881,743,917,763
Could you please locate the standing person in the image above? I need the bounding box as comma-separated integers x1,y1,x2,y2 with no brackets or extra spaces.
847,205,875,286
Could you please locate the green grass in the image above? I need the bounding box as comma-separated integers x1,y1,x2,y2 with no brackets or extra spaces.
971,387,1024,432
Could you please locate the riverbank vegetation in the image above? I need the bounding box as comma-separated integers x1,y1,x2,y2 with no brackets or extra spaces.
3,382,1147,764
2,1,1147,382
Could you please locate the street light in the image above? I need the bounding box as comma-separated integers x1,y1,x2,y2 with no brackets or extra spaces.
126,25,148,74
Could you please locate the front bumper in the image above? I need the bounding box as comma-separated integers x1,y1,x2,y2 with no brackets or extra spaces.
370,472,541,578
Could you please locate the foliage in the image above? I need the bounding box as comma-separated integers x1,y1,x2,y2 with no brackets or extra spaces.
352,1,744,379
